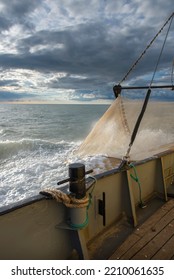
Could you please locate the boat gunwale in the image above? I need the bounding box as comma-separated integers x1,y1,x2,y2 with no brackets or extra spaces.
0,148,173,216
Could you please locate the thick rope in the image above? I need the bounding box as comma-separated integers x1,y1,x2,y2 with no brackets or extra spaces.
41,177,97,229
41,188,89,208
41,176,97,209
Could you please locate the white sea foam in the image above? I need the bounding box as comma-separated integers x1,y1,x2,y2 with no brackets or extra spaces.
0,139,76,206
0,138,112,207
130,128,174,160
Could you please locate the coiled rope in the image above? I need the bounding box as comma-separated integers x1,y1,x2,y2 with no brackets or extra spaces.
41,176,97,229
41,188,89,208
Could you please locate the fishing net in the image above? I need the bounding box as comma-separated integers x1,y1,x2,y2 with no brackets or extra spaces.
77,96,130,159
77,93,174,161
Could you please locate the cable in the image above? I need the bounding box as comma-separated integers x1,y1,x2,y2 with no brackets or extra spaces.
149,14,174,87
123,13,174,161
118,12,174,85
171,59,174,86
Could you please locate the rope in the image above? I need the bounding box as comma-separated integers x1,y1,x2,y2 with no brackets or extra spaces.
171,59,174,86
119,12,174,85
149,14,174,88
41,176,97,229
41,188,89,208
69,176,97,229
69,214,89,229
129,163,145,207
122,13,174,161
69,192,93,229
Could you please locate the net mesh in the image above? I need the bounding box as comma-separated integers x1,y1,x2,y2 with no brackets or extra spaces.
77,93,174,161
77,96,130,159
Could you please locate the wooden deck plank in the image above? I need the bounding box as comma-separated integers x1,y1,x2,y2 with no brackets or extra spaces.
132,220,174,259
108,233,140,260
109,200,174,260
109,199,174,260
151,232,174,259
135,199,174,238
121,210,174,260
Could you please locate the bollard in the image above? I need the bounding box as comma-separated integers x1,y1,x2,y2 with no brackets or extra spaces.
68,163,87,228
69,163,86,199
57,163,93,229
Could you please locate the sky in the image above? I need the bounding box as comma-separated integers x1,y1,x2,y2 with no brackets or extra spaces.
0,0,174,102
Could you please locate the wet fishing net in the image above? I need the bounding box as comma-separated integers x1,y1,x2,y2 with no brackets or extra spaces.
77,96,130,159
77,94,174,161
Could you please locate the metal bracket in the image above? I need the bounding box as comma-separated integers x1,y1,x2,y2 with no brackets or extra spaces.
98,192,106,226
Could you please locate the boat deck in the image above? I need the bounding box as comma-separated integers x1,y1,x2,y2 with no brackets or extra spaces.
109,198,174,260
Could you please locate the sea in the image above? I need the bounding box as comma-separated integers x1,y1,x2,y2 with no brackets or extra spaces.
0,101,174,207
0,103,109,207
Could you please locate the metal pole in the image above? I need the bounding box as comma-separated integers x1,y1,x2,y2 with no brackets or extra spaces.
121,85,174,90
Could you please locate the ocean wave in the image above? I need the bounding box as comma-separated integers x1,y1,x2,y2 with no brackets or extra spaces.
0,127,17,137
0,138,80,207
0,138,78,159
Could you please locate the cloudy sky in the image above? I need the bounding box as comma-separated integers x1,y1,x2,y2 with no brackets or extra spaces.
0,0,174,102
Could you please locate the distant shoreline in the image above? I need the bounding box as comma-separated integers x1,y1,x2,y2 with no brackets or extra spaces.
0,99,112,105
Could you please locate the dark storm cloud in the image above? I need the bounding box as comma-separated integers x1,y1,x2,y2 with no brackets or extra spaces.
0,0,173,101
2,22,172,80
0,0,41,32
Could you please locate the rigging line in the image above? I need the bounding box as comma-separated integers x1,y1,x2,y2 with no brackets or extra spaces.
149,13,174,87
123,14,174,161
118,12,174,85
124,88,151,161
171,59,174,86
